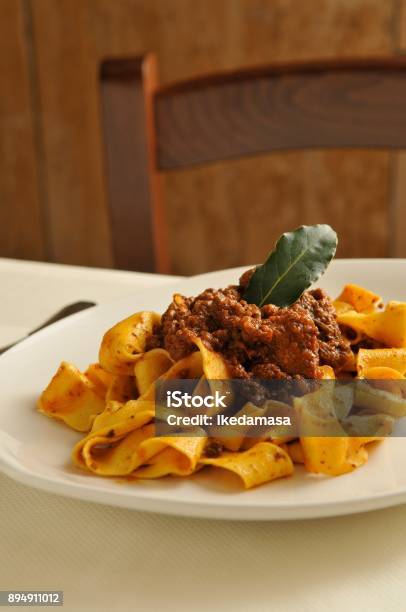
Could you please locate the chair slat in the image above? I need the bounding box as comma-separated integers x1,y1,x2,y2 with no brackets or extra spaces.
155,60,406,170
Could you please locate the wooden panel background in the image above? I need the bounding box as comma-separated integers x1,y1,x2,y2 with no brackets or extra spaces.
0,0,45,261
1,0,406,274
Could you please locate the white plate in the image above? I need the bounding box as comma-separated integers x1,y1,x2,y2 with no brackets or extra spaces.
1,259,406,520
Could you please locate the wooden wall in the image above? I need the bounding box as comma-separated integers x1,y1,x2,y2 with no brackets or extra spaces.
0,0,45,261
1,0,406,275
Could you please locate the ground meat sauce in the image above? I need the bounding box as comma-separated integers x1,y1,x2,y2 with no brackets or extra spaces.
146,268,351,380
204,441,224,458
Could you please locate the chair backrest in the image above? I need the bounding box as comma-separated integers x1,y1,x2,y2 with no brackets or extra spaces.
100,55,406,273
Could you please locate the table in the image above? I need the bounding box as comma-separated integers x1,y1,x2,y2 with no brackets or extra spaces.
1,258,406,612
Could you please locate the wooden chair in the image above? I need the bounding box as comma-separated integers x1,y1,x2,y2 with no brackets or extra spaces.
100,55,406,273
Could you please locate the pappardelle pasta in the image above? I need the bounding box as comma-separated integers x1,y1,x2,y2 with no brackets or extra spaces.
37,279,406,489
37,227,406,489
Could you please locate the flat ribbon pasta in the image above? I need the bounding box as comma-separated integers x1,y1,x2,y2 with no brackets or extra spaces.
201,442,293,488
338,303,406,348
73,352,206,477
37,283,406,490
357,348,406,377
135,436,207,478
38,361,106,432
335,284,382,313
99,311,161,375
295,385,384,476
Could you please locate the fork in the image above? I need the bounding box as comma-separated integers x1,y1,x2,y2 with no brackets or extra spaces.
0,301,96,355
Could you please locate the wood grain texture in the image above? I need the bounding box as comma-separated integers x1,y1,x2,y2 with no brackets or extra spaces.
391,0,406,256
165,150,389,274
29,0,395,273
0,0,44,260
156,59,406,169
391,152,406,257
399,0,406,48
101,55,168,272
29,0,114,267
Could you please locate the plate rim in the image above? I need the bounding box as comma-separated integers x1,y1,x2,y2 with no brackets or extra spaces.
3,445,406,520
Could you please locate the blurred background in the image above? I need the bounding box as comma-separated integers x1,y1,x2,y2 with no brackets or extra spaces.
2,0,406,276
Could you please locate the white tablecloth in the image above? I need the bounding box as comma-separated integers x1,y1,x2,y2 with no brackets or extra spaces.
1,258,406,612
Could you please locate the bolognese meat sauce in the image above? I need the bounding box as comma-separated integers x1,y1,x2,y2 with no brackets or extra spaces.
146,268,351,380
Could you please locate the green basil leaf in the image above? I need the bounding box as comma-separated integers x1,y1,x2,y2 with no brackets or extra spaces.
243,224,337,307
